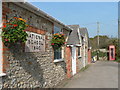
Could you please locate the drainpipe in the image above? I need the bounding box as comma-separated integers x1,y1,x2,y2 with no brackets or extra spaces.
83,38,86,67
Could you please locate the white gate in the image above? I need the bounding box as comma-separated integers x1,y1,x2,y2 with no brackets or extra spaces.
71,47,76,75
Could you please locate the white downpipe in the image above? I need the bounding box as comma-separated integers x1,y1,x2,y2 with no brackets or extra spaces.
83,41,86,67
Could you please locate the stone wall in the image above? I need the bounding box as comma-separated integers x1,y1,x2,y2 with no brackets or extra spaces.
2,44,67,88
78,45,88,70
5,2,53,33
2,2,67,88
76,47,83,73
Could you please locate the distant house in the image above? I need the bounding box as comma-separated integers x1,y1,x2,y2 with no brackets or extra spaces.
79,28,92,64
66,25,91,77
79,28,90,66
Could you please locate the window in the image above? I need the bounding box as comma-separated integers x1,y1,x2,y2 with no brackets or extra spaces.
54,26,61,34
54,47,64,63
53,25,64,62
111,48,114,59
78,47,81,58
78,47,80,56
54,48,62,60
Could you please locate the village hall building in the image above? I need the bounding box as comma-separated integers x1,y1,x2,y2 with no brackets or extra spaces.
0,1,91,88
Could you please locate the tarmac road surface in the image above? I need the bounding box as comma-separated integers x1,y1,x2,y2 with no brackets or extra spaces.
63,61,118,88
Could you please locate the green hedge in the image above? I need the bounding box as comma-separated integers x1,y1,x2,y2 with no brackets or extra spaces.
92,50,107,57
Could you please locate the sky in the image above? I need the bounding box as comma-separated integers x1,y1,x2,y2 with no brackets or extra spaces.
30,2,118,38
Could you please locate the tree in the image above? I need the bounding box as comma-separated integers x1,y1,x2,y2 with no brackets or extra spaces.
90,35,109,50
90,35,120,60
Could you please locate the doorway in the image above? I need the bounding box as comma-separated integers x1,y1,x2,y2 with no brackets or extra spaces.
71,46,76,75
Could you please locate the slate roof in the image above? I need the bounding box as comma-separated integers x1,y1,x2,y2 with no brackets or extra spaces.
79,28,88,37
79,28,91,47
67,25,91,47
67,25,80,45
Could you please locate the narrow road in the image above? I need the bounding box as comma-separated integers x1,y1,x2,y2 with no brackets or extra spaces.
63,61,118,88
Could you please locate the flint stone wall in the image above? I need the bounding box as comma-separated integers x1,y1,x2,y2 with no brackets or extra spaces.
3,44,67,88
2,2,67,88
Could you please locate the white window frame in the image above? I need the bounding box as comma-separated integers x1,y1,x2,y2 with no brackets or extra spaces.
78,46,82,58
53,47,64,63
53,24,64,63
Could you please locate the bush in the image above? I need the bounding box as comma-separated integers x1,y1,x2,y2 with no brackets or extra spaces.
92,50,107,57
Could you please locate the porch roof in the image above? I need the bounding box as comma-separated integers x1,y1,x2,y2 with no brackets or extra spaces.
67,25,80,45
79,28,91,48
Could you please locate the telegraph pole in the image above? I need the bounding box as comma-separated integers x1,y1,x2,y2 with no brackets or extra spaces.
97,22,100,60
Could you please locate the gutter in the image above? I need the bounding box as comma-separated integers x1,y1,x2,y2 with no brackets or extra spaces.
12,2,72,31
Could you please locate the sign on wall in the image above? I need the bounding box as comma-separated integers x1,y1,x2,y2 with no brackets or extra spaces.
25,31,45,52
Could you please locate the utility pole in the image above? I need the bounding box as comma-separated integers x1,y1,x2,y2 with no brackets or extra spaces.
97,22,100,60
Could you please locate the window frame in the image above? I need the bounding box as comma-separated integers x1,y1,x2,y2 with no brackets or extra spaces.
53,25,64,63
53,47,64,63
78,46,82,58
54,48,62,60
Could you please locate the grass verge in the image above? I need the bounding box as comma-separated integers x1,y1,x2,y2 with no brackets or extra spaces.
114,57,120,63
